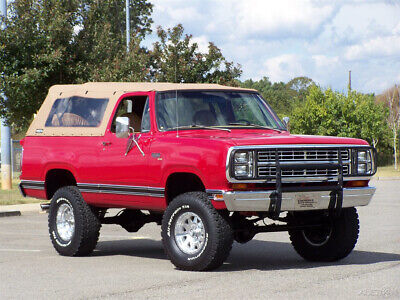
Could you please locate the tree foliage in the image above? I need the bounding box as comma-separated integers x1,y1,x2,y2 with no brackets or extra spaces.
240,76,314,116
0,0,242,131
151,24,241,85
376,85,400,168
290,85,390,152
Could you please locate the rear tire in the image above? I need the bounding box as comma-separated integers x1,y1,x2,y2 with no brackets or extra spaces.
48,186,101,256
161,192,233,271
288,208,359,262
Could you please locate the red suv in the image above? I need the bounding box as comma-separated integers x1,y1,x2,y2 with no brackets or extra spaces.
20,82,376,271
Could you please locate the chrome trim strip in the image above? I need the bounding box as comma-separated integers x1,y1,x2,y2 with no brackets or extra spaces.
21,185,44,190
20,180,45,190
222,186,376,212
257,160,351,166
231,144,371,150
20,180,45,185
77,183,165,198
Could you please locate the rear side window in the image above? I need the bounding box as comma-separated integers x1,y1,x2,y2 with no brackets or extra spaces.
45,96,109,127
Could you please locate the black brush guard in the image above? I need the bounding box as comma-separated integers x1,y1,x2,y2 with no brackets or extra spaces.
267,149,345,218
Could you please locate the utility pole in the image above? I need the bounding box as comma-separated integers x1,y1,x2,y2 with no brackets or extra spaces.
1,0,12,190
126,0,130,52
348,70,352,94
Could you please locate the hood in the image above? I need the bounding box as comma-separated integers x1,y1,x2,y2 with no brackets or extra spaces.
172,129,369,147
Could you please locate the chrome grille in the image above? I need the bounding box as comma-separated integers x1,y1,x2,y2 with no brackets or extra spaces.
255,148,351,180
258,149,349,162
258,165,349,178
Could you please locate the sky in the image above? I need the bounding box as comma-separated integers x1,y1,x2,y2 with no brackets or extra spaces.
144,0,400,94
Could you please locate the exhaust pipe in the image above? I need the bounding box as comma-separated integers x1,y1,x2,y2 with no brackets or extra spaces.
40,202,51,211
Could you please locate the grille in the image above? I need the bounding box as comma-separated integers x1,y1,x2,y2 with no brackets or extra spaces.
254,148,351,180
258,149,350,162
258,165,349,178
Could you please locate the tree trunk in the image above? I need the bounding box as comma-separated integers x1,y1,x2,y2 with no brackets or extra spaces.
394,129,398,170
372,138,378,149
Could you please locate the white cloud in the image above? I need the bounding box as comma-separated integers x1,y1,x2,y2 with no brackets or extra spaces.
147,0,400,93
345,35,400,60
263,54,306,82
312,55,339,68
191,35,209,53
234,0,335,39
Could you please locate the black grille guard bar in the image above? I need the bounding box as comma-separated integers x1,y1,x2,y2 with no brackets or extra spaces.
268,149,345,218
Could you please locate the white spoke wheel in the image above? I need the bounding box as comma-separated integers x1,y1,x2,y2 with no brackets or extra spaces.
56,202,75,242
161,192,233,271
174,212,206,255
48,186,101,256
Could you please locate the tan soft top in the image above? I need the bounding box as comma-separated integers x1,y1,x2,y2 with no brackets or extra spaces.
26,82,256,137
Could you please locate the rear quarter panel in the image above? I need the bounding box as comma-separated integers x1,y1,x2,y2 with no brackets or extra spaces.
20,136,102,199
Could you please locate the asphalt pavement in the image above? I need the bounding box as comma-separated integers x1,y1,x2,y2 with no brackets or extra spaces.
0,179,399,299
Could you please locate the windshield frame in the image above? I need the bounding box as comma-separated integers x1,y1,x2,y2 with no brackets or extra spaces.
155,90,287,132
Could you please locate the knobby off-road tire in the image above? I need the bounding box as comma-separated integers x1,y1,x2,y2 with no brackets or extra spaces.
161,192,233,271
48,186,101,256
288,207,359,262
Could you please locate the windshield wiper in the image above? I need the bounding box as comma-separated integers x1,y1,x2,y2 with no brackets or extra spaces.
228,122,283,133
173,125,231,132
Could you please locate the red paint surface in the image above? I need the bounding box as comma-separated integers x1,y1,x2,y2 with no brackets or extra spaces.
21,91,369,210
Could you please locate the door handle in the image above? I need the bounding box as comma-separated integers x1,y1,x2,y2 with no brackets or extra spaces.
102,141,111,146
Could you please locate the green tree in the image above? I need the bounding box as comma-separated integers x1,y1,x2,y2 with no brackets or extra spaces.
376,85,400,168
290,85,389,152
74,0,153,82
150,24,242,85
0,0,80,131
1,1,242,131
240,76,314,116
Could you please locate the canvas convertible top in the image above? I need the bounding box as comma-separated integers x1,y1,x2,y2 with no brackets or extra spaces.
26,82,256,137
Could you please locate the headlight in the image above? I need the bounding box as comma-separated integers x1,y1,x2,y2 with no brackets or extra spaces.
358,151,367,161
234,165,250,176
234,151,250,163
356,149,373,175
232,151,254,178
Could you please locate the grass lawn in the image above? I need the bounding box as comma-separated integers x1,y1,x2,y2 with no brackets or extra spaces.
0,181,41,206
376,165,400,177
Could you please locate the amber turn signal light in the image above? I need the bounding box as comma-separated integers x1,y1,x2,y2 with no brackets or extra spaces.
345,180,368,188
231,183,248,190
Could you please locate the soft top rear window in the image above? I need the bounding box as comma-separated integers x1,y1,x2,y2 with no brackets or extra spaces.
45,96,108,127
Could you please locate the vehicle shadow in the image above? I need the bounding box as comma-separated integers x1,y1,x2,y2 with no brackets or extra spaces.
93,238,400,272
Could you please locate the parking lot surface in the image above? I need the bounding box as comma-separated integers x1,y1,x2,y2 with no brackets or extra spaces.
0,180,399,299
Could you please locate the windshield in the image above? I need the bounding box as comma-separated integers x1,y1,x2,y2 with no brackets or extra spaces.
156,91,285,131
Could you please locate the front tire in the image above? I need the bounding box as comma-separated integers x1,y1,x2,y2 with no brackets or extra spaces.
48,186,101,256
161,192,233,271
288,208,359,262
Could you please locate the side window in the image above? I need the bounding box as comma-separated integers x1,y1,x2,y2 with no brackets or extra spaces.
45,96,108,127
111,96,148,137
141,98,150,132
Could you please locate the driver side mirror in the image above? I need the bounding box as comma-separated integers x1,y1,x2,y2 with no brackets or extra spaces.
116,116,130,138
282,116,290,129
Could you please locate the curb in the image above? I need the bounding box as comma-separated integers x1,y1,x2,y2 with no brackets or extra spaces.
0,211,22,217
0,203,42,217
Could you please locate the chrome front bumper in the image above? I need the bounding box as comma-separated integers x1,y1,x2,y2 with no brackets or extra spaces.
222,186,375,212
